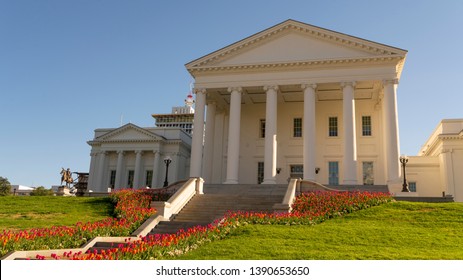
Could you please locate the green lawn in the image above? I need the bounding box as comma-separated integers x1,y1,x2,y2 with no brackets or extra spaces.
0,196,113,231
169,201,463,260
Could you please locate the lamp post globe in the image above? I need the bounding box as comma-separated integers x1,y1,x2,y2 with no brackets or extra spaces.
163,156,172,187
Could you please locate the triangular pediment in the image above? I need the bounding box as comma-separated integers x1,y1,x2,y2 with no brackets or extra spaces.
186,19,407,72
96,123,164,142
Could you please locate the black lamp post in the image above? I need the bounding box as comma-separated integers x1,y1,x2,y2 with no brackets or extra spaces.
400,155,410,192
163,156,172,187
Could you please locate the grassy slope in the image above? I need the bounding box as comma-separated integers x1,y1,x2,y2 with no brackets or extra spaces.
0,196,113,231
170,202,463,260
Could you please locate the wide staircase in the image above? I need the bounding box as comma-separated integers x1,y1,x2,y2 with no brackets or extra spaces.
82,184,287,255
148,184,287,235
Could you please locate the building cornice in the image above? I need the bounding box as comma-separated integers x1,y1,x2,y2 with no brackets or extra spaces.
188,55,404,76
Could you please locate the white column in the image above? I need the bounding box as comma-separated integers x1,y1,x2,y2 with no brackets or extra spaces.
302,83,317,181
151,151,161,188
341,82,357,185
262,85,278,184
439,149,455,197
190,88,206,178
203,101,217,182
97,151,107,192
212,111,225,183
133,150,143,189
114,150,124,189
383,79,401,183
224,87,242,184
87,152,98,191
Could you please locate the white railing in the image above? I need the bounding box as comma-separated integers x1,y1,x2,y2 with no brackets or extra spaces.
151,177,204,221
273,178,298,213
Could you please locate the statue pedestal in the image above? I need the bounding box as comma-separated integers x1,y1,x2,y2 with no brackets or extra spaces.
56,186,74,196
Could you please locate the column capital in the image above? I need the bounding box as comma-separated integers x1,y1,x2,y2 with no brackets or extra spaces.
263,85,279,92
134,150,143,155
382,79,399,86
340,81,356,88
301,83,317,90
227,87,242,93
116,150,125,155
99,151,107,155
441,148,453,154
90,152,98,157
194,88,207,95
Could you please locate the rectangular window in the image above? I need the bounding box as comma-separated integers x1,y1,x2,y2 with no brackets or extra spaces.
409,182,417,192
290,165,303,179
259,119,266,138
362,116,372,136
328,117,338,137
362,161,374,185
145,170,153,188
257,162,264,184
109,170,116,189
293,118,302,137
328,162,339,185
127,170,134,188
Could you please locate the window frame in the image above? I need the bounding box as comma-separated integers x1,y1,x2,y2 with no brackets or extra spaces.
290,164,303,179
259,119,266,138
362,161,374,185
328,116,338,137
145,170,153,188
257,162,264,184
328,161,339,185
127,170,134,188
109,170,116,189
362,116,372,136
293,117,302,138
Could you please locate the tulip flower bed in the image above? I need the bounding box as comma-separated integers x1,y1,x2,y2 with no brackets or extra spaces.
0,189,155,257
49,191,392,260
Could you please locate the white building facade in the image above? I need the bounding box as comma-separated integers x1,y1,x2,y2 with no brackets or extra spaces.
187,20,407,191
87,124,191,192
407,119,463,201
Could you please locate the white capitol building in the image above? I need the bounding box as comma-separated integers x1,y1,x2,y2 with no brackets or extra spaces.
87,20,463,202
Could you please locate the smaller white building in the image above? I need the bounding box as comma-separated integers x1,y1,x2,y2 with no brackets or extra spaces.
87,100,193,192
11,185,35,196
408,119,463,201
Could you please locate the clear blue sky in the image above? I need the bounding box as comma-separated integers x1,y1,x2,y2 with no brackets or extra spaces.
1,0,462,188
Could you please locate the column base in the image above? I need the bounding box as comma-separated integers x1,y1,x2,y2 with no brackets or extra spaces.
223,179,238,184
343,180,358,185
262,179,276,185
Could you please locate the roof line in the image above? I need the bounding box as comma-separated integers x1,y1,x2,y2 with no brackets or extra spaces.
185,19,407,68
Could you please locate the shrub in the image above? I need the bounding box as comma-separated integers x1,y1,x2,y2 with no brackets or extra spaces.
30,186,54,196
0,177,11,196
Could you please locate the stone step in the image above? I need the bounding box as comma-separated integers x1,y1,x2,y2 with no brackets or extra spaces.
149,221,211,234
147,183,288,236
86,242,127,254
92,242,126,248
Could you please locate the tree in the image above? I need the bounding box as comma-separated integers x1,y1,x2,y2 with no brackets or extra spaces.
0,177,11,196
30,186,54,196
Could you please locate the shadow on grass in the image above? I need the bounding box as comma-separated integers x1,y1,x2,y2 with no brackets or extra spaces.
80,197,114,217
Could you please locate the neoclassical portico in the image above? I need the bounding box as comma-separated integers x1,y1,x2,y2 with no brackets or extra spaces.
187,19,406,187
87,123,191,192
